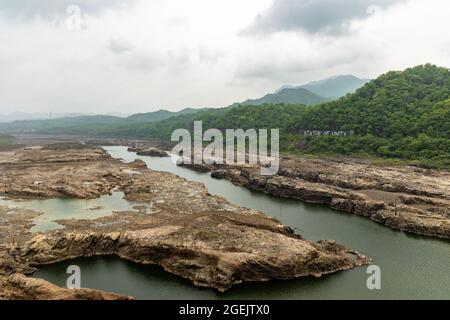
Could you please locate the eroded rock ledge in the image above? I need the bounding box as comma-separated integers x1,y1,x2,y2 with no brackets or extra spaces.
0,274,133,300
0,146,369,299
180,157,450,239
12,228,367,292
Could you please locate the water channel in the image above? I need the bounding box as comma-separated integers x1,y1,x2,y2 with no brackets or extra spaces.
31,146,450,299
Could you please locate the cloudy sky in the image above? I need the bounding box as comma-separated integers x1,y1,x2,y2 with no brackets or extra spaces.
0,0,449,115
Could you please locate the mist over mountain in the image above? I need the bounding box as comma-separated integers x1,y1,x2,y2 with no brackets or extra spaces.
276,75,370,99
241,74,369,107
0,108,205,135
240,87,328,106
0,112,89,123
126,108,206,123
0,73,367,130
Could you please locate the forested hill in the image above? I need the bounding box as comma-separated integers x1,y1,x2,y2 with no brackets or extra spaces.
240,87,328,106
105,64,449,166
126,108,203,123
238,74,368,106
300,75,370,99
0,108,203,135
1,64,448,166
295,64,450,138
293,64,450,165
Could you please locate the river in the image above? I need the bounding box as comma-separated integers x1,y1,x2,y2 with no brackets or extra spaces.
32,146,450,299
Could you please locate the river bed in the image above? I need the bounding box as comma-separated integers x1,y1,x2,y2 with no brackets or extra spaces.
32,146,450,299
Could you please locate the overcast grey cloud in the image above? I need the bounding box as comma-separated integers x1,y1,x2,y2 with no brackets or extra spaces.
244,0,407,35
108,38,135,54
237,48,374,81
0,0,132,19
0,0,448,115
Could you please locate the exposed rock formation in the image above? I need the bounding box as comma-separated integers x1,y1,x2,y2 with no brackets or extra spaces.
0,274,133,300
183,157,450,239
179,162,212,173
128,146,169,157
14,227,367,292
0,145,369,298
0,147,118,199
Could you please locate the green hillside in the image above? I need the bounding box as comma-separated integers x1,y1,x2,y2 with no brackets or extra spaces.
111,64,449,167
296,64,449,137
0,115,124,135
300,75,370,98
1,64,448,167
126,108,204,123
292,64,450,165
98,104,308,139
241,87,328,106
0,108,204,135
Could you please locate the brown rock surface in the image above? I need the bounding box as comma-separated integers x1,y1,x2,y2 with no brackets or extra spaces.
188,157,450,239
0,147,120,199
128,146,169,157
0,273,133,300
0,145,369,298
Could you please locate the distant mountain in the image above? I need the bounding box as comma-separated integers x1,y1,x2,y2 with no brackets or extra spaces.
240,87,328,106
276,75,370,99
105,112,129,118
86,64,448,167
2,65,448,167
0,108,205,135
301,75,370,98
0,112,88,123
240,75,369,107
0,115,124,135
127,108,204,123
292,64,450,165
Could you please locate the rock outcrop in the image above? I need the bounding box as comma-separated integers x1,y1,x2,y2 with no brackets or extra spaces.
0,145,370,298
14,228,367,292
0,274,133,300
184,157,450,239
128,146,169,157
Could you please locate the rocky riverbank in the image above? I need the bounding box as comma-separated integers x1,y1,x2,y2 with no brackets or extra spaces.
0,145,369,299
0,273,133,300
179,157,450,239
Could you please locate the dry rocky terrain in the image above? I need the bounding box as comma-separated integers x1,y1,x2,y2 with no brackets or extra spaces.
0,144,369,299
180,156,450,239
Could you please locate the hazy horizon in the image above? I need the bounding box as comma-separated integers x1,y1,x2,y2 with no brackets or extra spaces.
1,73,371,117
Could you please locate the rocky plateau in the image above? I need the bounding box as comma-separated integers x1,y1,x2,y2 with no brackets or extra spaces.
177,156,450,239
0,144,369,299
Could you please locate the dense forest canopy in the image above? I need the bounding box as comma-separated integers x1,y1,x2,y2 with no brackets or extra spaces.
240,87,328,106
295,64,450,138
291,64,450,165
